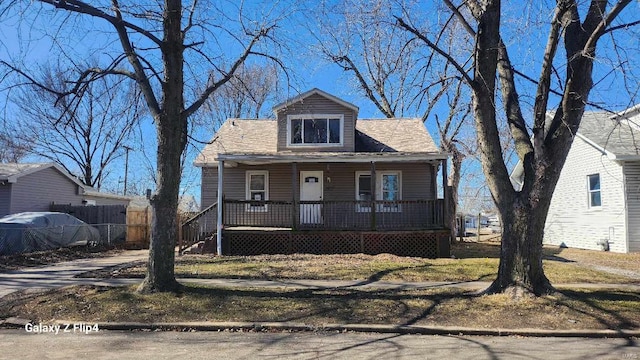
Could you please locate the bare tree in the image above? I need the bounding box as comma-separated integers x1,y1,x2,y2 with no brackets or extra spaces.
205,63,279,128
316,0,474,239
8,64,140,189
397,0,638,295
0,127,30,162
1,0,291,292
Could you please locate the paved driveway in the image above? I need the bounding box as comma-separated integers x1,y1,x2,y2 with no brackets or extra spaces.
0,250,147,298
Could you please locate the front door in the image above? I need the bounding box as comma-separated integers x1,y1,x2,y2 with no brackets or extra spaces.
300,171,323,224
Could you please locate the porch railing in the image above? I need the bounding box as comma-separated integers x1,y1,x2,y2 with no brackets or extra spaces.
223,199,445,231
179,202,217,254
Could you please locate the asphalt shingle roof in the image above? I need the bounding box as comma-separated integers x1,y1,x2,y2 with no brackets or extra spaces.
0,163,49,180
578,112,640,158
194,118,441,165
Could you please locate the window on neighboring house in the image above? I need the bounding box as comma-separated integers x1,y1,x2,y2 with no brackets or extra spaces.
246,171,268,212
288,115,343,146
355,171,401,212
588,173,601,208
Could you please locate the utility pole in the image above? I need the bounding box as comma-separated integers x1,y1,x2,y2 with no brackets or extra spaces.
123,145,132,195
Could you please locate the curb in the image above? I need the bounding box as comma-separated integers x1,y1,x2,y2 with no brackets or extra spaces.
2,318,639,339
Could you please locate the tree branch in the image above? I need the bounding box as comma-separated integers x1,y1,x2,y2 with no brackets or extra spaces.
395,16,474,86
38,0,164,46
183,25,277,118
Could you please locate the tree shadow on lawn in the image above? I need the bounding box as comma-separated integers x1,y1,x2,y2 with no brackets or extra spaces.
556,289,640,340
178,285,475,326
172,284,640,331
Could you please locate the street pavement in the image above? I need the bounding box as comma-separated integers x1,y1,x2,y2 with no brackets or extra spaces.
0,329,638,359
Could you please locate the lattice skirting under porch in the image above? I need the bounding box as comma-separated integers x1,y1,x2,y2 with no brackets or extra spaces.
220,230,451,258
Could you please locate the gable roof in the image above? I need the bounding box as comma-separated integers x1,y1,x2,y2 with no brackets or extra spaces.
272,88,359,113
510,105,640,189
577,111,640,160
0,163,85,188
194,118,442,166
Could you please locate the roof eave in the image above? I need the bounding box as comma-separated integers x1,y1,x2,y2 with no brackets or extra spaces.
272,88,360,114
198,152,448,166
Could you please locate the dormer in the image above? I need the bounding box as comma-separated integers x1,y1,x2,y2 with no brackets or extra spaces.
273,88,359,152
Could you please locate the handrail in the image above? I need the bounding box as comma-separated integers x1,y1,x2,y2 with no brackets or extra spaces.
223,199,446,230
179,202,217,255
182,201,217,226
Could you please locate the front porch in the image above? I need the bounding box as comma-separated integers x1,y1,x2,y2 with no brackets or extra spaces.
179,198,450,258
184,152,452,258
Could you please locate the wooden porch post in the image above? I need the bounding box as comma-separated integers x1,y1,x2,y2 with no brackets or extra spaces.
441,158,450,230
370,161,376,231
216,160,224,255
292,162,298,231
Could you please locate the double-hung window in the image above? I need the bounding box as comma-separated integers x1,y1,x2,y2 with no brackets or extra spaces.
246,171,268,212
355,171,401,212
588,173,601,208
288,115,343,146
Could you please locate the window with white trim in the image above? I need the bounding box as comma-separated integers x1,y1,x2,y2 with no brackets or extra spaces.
355,171,402,212
246,171,268,212
588,173,601,208
287,114,343,146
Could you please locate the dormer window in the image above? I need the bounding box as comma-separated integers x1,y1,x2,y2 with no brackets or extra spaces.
287,114,343,146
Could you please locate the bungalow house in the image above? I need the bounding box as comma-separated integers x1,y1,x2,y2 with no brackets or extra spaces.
511,105,640,253
0,162,132,217
187,88,451,257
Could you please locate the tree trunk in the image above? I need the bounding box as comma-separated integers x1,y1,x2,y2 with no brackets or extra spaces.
445,145,463,242
136,111,185,293
485,196,554,296
137,0,185,293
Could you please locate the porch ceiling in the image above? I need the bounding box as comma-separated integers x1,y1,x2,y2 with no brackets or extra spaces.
213,152,448,166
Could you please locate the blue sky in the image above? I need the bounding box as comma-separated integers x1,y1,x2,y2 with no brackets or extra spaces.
1,1,638,211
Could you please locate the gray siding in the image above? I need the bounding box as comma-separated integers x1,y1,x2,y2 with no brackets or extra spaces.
202,162,436,204
10,167,84,213
276,93,357,152
0,184,11,217
544,137,628,253
624,162,640,252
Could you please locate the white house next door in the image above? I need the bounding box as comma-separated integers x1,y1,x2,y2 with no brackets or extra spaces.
300,171,323,224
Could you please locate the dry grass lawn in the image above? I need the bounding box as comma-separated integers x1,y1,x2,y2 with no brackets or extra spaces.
1,284,638,331
82,241,639,285
2,240,639,331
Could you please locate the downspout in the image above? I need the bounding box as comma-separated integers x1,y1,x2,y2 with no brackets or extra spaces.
622,161,630,253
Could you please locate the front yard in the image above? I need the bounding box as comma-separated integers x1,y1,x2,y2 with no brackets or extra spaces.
1,240,639,331
81,241,640,285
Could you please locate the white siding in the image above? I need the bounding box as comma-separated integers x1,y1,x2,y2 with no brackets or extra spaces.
544,137,628,253
624,162,640,252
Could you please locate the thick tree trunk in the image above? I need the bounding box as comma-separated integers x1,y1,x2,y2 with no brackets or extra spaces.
485,196,554,296
137,111,185,293
137,0,185,293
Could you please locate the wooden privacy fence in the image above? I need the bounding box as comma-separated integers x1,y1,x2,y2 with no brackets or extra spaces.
126,207,151,249
50,204,126,224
